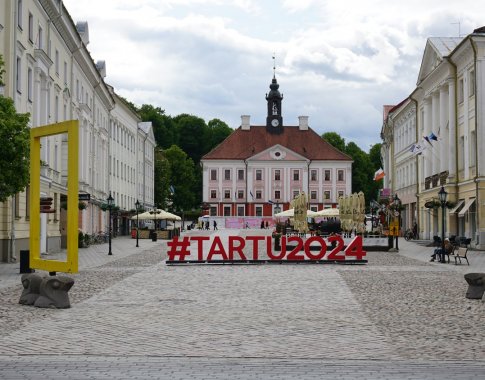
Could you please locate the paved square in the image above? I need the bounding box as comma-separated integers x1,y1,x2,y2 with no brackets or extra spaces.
1,229,485,378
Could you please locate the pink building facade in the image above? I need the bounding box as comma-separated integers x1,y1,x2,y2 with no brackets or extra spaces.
201,76,352,217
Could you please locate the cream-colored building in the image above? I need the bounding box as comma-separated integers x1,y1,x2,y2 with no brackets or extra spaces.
0,0,155,262
382,27,485,248
381,98,418,231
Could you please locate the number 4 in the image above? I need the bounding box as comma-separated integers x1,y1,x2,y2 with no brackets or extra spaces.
344,236,366,261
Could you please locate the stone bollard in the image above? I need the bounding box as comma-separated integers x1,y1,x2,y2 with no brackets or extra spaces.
464,273,485,299
19,274,75,308
19,273,43,305
34,276,75,309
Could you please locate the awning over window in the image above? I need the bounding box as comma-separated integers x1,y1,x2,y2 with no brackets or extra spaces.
458,198,475,217
449,200,464,214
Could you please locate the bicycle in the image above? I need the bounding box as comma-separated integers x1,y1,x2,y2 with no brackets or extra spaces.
404,229,416,241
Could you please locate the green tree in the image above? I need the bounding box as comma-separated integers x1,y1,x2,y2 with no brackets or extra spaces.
345,142,371,194
154,148,172,209
0,54,6,87
173,114,208,164
367,143,383,202
369,143,383,170
138,105,176,149
321,131,379,208
0,55,31,202
321,131,346,152
205,118,233,152
164,145,197,212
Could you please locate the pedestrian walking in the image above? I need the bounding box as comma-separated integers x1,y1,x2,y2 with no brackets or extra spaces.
213,220,218,230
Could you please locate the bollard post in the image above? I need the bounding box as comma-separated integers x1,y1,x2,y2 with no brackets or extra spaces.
19,250,34,274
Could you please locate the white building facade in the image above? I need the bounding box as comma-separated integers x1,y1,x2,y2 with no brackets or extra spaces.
381,99,418,231
0,0,155,261
382,28,485,247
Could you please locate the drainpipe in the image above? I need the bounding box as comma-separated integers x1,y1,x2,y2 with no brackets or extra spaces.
470,37,480,246
9,1,19,262
445,55,459,236
409,95,420,236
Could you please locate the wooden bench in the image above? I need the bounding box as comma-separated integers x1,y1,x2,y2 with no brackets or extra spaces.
450,247,469,265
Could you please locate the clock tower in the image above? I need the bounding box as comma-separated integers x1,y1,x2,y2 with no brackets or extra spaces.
266,75,283,134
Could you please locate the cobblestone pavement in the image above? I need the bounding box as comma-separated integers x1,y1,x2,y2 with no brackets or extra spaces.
0,230,485,379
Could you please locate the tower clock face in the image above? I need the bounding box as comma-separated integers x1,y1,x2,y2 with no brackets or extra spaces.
271,119,279,127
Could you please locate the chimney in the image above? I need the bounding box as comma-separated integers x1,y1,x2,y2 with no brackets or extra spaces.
96,60,106,78
76,21,89,45
241,115,250,130
298,116,309,130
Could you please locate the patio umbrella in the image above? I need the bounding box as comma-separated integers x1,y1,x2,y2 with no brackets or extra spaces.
274,208,318,218
132,209,181,221
313,208,340,217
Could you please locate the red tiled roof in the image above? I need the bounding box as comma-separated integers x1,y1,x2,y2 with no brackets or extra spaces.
202,125,352,161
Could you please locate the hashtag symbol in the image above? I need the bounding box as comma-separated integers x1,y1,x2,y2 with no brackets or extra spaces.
167,236,191,261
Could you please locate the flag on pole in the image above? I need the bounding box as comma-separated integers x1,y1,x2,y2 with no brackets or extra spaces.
423,135,433,146
374,168,385,181
411,143,426,156
428,132,438,141
250,190,254,200
411,143,424,156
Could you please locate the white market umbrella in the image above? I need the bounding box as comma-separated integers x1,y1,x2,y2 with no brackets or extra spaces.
274,208,318,218
132,209,181,221
313,208,340,217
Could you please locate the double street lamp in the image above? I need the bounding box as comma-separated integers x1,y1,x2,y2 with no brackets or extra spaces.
107,193,114,255
438,186,448,263
135,199,140,248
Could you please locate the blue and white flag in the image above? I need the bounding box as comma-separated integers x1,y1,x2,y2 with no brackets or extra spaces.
411,143,425,156
428,132,438,141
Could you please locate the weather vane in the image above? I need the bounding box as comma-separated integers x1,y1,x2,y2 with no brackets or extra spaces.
272,53,276,78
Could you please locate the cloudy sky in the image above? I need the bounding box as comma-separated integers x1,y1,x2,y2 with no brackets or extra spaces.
63,0,484,151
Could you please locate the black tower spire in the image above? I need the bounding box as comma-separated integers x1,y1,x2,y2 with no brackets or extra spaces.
266,56,283,133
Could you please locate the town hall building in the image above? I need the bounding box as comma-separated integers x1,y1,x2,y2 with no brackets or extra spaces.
200,75,352,218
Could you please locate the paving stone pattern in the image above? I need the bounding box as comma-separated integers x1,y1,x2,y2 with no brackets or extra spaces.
0,230,484,379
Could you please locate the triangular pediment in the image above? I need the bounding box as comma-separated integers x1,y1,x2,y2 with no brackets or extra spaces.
417,41,443,84
247,144,309,162
417,37,462,85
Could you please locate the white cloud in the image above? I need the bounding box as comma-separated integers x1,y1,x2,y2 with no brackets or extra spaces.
63,0,485,151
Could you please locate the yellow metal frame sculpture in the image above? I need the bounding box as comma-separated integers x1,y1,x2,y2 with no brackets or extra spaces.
29,120,79,273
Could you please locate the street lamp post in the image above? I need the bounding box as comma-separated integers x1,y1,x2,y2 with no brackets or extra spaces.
107,193,114,255
438,186,448,263
394,193,401,251
135,199,140,248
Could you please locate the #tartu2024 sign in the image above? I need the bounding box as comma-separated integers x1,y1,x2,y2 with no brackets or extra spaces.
166,235,367,264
